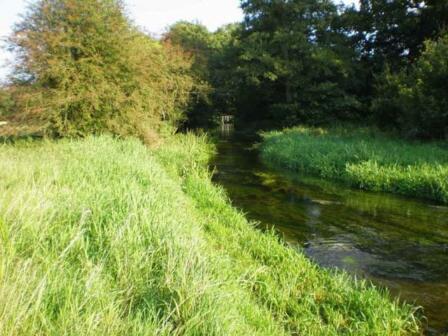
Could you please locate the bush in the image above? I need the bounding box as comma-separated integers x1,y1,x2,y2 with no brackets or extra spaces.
7,0,194,140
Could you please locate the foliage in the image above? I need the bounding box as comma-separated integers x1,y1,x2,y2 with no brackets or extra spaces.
164,22,213,81
0,135,421,335
164,22,241,128
335,0,448,116
215,0,448,137
373,34,448,139
0,87,14,118
233,0,362,125
346,0,422,70
417,0,448,44
3,0,447,139
164,0,445,137
7,0,194,140
261,126,448,203
164,22,215,128
208,24,244,118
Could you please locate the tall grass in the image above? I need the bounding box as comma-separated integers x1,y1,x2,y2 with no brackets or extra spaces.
0,134,420,335
260,126,448,203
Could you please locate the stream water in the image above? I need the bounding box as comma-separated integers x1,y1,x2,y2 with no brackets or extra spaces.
211,129,448,334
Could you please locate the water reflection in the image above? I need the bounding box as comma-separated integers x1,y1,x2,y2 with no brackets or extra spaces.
219,122,234,137
211,130,448,333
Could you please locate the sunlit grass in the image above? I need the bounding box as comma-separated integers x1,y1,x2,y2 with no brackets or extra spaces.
260,126,448,203
0,134,420,334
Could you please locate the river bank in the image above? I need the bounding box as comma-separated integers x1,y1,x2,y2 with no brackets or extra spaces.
260,126,448,204
212,129,448,333
0,134,420,335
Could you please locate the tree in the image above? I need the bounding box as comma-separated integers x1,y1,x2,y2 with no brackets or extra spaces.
7,0,194,140
164,22,215,128
372,33,448,139
415,0,448,54
235,0,361,125
208,24,243,118
164,22,242,128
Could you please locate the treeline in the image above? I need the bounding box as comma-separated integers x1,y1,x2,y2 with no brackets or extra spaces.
165,0,448,139
0,0,195,141
1,0,447,140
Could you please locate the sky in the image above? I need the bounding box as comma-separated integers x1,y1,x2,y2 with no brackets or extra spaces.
0,0,356,81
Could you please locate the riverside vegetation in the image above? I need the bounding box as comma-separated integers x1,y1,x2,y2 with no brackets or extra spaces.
1,0,444,333
0,134,421,335
260,126,448,204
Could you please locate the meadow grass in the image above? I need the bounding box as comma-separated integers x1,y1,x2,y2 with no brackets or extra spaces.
0,134,420,335
260,126,448,204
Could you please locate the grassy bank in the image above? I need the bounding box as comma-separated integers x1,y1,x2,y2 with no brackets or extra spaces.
260,126,448,204
0,135,420,335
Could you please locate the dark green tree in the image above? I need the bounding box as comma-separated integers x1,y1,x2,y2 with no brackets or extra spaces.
373,33,448,139
165,22,242,128
164,22,215,128
235,0,361,125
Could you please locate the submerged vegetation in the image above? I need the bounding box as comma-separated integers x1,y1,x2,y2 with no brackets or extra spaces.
260,126,448,203
0,135,420,335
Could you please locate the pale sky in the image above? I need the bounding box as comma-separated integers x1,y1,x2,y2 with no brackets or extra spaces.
0,0,357,81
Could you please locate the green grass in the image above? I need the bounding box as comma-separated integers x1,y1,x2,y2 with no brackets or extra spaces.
0,134,420,335
260,126,448,204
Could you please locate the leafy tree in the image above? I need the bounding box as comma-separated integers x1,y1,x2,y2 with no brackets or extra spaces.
372,34,448,139
165,22,213,81
235,0,361,125
355,0,421,69
208,24,243,117
7,0,194,140
164,22,241,128
164,22,214,128
339,0,448,110
342,0,447,70
415,0,448,53
160,0,447,137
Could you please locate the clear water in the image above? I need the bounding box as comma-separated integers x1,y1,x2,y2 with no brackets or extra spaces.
211,130,448,334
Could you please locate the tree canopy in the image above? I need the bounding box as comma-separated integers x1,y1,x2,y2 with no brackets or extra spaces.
2,0,447,140
183,0,447,138
6,0,194,140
